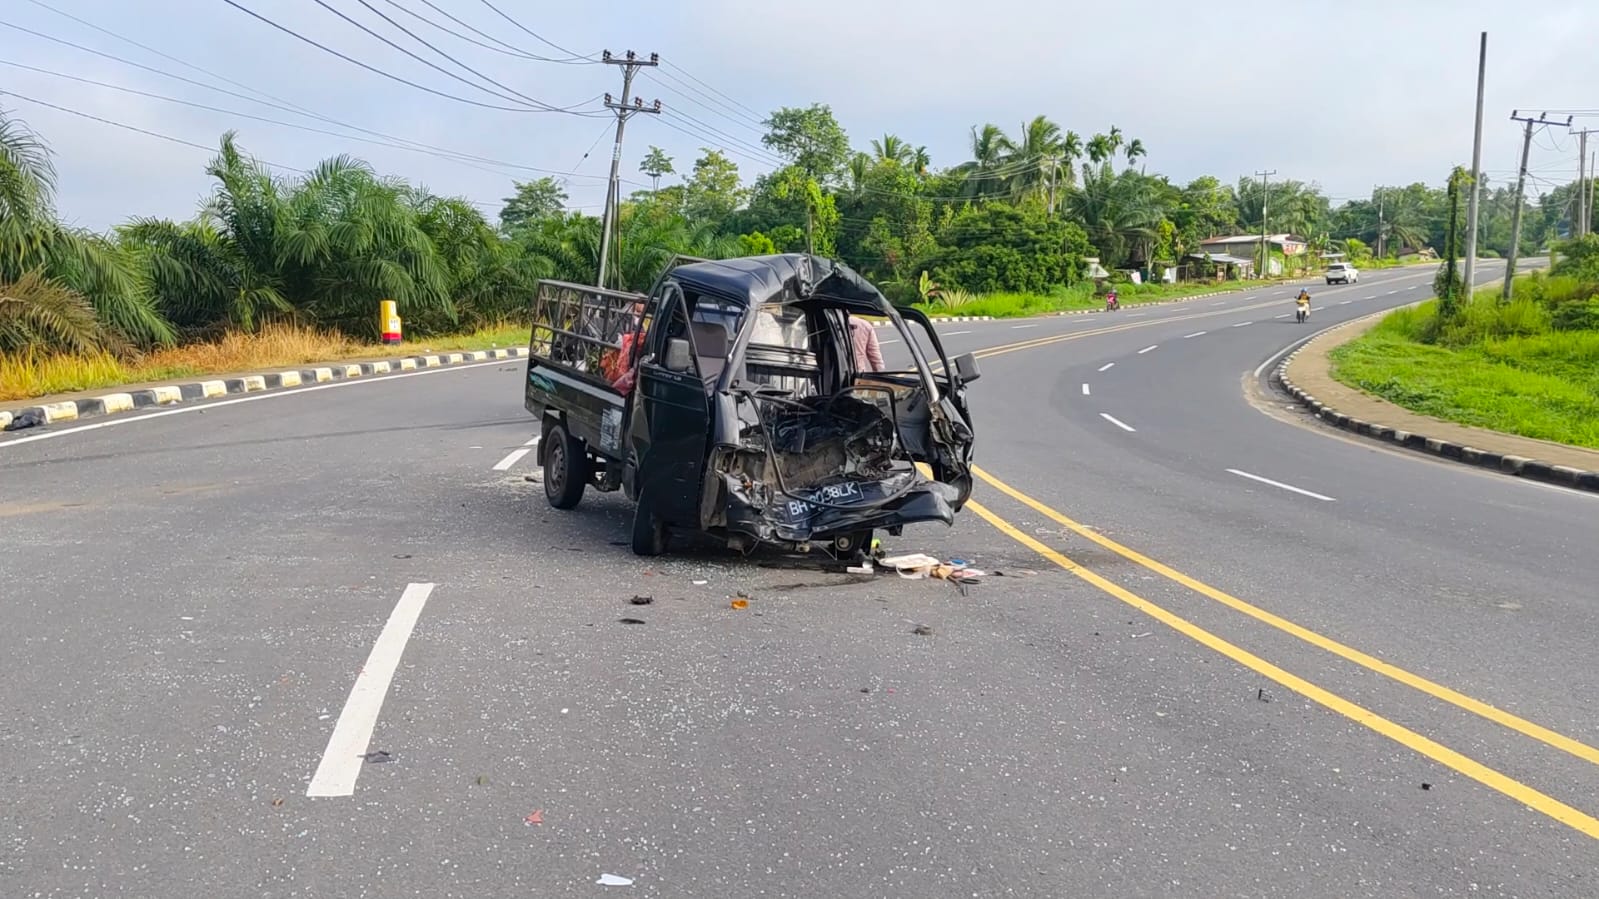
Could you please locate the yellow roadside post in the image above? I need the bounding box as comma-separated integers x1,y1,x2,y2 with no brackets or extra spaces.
380,299,402,345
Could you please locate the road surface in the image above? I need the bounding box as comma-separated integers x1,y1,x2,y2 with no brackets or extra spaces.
3,261,1596,897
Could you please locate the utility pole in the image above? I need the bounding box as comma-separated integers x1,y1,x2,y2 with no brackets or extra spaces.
1376,187,1385,259
1572,128,1595,238
1590,151,1597,240
595,50,660,290
1504,111,1570,299
1256,169,1276,278
1462,31,1486,292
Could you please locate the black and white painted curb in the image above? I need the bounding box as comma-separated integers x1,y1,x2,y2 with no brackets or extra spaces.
1272,341,1599,494
1,347,530,433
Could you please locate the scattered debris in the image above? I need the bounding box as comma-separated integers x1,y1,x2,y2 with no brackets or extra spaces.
363,750,394,764
912,624,934,636
729,596,749,610
1256,689,1272,702
618,618,646,625
3,409,45,431
524,472,543,483
393,553,412,559
628,595,653,605
524,810,544,825
596,874,634,887
845,562,873,575
1421,783,1432,791
271,798,284,808
1131,632,1152,639
859,687,871,694
475,775,490,786
692,580,708,586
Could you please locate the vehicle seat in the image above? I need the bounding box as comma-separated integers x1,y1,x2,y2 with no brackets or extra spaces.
690,320,730,382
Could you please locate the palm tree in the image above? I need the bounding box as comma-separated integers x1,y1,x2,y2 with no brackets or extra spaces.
998,115,1067,208
871,134,913,166
1,106,171,351
1066,164,1165,268
955,124,1008,199
911,146,931,177
847,152,872,199
1125,138,1147,167
0,268,105,354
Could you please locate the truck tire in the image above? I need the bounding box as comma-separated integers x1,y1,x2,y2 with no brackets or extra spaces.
630,491,668,556
543,422,589,510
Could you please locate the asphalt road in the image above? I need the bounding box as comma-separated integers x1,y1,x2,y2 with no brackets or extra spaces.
3,262,1597,897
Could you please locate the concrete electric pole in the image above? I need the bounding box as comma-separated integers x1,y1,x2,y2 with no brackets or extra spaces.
1256,169,1276,278
595,50,660,290
1572,127,1595,238
1504,111,1571,299
1462,32,1486,292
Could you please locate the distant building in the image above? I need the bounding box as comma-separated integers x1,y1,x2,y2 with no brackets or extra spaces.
1198,234,1308,276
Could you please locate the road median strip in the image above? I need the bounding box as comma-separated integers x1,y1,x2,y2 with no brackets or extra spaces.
1,347,530,434
1271,312,1599,494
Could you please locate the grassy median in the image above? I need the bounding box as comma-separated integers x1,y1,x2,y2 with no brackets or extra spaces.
1329,262,1599,449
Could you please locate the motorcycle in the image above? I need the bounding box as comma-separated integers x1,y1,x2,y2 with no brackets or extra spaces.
1295,298,1310,323
1104,291,1120,312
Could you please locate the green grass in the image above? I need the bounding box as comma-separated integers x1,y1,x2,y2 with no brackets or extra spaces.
913,278,1264,318
1329,284,1599,449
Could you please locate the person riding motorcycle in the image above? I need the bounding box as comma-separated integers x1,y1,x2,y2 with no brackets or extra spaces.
1295,289,1312,322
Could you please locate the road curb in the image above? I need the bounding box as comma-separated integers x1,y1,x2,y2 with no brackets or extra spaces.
1271,324,1599,494
2,347,528,433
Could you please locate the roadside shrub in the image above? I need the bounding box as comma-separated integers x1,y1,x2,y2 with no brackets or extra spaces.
1438,297,1551,347
1551,298,1599,332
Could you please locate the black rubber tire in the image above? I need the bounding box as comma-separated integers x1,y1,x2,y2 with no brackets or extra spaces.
543,422,588,510
630,491,668,556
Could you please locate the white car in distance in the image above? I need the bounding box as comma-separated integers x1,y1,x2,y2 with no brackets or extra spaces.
1326,262,1359,285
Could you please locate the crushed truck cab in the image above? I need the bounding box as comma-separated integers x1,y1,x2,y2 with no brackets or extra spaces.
523,253,980,557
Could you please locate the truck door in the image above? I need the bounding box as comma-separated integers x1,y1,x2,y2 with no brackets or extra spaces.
627,283,712,528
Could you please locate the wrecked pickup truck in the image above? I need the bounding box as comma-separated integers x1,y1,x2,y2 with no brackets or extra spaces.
522,253,980,557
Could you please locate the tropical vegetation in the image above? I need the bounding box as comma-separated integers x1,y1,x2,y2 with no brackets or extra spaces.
3,100,1593,400
1330,235,1599,449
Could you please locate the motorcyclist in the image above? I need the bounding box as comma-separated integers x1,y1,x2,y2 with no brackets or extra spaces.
1296,289,1311,310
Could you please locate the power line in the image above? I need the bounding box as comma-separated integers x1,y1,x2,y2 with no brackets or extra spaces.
220,0,603,115
378,0,595,64
662,60,764,122
19,0,322,118
0,88,305,174
0,59,639,186
645,67,766,131
0,18,623,185
474,0,593,62
308,0,584,112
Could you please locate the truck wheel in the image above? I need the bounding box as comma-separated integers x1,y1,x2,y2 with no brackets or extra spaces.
630,492,668,556
543,422,589,510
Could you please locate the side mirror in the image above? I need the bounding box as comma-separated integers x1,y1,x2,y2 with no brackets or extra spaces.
953,352,981,384
663,337,692,373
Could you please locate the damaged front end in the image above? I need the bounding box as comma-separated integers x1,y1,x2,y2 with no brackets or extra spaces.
711,390,962,551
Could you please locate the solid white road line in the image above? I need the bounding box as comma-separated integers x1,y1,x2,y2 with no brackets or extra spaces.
493,448,532,471
1100,412,1136,432
1226,468,1336,502
1098,362,1115,372
1082,383,1091,396
0,358,511,448
1232,321,1253,327
1010,324,1037,329
1137,345,1158,354
1184,331,1207,338
307,582,437,798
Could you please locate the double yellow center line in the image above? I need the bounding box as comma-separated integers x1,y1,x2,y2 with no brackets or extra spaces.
939,288,1599,840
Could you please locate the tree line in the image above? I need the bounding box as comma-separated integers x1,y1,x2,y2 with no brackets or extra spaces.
3,103,1588,357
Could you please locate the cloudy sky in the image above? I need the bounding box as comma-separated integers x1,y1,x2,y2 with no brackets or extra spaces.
4,0,1597,232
